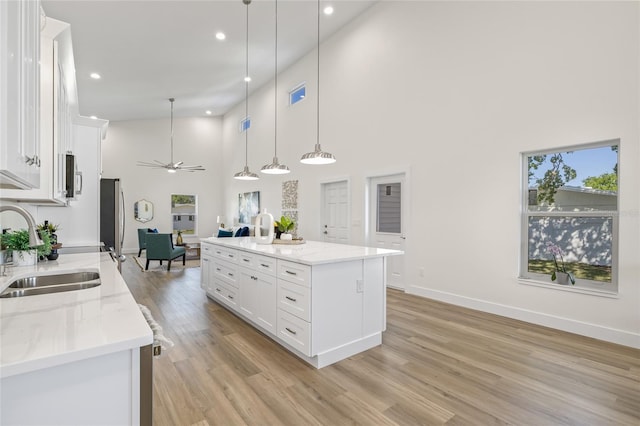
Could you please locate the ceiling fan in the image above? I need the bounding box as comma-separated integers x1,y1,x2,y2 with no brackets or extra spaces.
137,98,205,173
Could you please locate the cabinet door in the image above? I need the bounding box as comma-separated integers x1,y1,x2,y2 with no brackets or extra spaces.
255,272,276,334
0,0,40,189
239,267,259,321
201,256,212,291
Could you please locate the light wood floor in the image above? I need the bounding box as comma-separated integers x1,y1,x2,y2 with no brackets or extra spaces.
122,260,640,426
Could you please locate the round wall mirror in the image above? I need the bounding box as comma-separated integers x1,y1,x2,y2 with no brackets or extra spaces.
134,199,154,223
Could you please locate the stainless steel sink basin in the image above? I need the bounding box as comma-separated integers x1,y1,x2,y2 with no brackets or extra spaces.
0,271,101,298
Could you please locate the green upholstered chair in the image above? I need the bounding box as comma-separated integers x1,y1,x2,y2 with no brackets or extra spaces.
137,228,149,257
145,233,186,271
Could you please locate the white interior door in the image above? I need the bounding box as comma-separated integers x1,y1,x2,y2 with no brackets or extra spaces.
321,180,349,244
368,174,406,289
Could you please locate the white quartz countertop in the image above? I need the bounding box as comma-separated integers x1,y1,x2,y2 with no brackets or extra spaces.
0,253,153,378
200,237,403,265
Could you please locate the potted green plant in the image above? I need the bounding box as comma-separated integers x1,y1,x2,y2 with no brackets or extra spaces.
275,216,295,241
38,221,60,260
1,229,42,266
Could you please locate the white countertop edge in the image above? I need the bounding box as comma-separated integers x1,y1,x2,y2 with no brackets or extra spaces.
200,237,403,266
0,334,153,378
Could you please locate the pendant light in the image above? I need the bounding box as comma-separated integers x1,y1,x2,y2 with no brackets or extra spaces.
137,98,205,172
261,0,290,175
300,0,336,165
234,0,259,181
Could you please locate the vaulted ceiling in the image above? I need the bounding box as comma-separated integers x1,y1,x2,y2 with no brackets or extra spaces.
41,0,376,121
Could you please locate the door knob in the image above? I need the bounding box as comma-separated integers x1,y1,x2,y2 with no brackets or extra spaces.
323,231,328,234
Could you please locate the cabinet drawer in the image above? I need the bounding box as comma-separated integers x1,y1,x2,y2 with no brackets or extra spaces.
211,279,238,310
277,260,311,287
201,243,215,257
212,245,238,263
238,251,255,268
213,259,239,288
277,309,311,357
277,280,310,322
255,254,276,276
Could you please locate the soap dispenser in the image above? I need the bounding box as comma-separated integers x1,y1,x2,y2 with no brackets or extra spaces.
254,209,274,244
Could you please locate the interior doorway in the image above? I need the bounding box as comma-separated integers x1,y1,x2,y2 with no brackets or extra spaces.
367,173,407,290
321,180,350,244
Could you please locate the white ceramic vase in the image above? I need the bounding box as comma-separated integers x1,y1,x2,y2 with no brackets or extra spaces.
13,249,37,266
254,209,274,244
280,233,293,241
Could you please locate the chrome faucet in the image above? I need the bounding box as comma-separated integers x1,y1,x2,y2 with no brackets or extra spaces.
0,204,44,248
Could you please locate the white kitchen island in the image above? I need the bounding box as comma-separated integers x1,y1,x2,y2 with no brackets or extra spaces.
0,253,153,425
200,237,402,368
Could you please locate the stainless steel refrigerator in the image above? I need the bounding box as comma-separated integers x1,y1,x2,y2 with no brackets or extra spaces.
100,178,125,270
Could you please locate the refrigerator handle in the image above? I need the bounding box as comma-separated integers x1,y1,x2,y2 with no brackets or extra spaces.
120,188,125,251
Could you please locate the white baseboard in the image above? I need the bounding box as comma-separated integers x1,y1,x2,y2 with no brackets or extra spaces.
406,285,640,349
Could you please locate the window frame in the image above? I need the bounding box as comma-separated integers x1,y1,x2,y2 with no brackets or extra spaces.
289,82,306,106
519,139,620,296
171,194,198,236
239,116,251,133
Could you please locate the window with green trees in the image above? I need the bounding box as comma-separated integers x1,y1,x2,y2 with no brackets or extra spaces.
521,140,619,294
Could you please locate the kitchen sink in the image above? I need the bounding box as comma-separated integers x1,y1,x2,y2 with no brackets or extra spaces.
0,271,101,298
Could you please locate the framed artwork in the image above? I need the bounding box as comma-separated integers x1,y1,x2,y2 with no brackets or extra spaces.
238,191,260,224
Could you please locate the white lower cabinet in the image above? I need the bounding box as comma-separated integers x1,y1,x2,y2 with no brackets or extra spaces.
200,240,387,368
239,267,276,334
277,309,312,356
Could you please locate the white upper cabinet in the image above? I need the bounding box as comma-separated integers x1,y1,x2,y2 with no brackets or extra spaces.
0,0,41,189
1,16,85,204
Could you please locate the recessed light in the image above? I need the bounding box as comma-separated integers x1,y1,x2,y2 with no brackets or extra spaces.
215,32,226,40
205,110,212,115
244,76,251,82
90,72,101,79
323,6,334,15
90,115,98,119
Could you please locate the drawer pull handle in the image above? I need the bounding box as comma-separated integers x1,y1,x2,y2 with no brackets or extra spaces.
228,273,234,277
260,263,269,268
251,276,258,281
285,327,297,335
228,254,234,258
285,270,297,276
216,251,221,255
285,296,297,302
216,268,221,272
203,258,209,262
215,288,222,292
243,258,250,262
228,295,234,300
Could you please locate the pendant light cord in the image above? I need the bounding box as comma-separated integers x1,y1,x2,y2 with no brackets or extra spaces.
274,0,278,158
316,0,320,147
245,0,250,168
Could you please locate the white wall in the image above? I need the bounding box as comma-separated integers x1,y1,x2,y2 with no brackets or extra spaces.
221,1,640,346
101,116,223,253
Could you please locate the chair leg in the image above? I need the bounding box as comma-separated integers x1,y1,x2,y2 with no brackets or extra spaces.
145,259,150,270
138,249,142,257
160,260,163,265
182,254,186,265
167,261,171,271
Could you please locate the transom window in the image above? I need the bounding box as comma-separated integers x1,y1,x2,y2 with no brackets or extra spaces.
521,140,619,295
239,116,251,133
289,83,306,106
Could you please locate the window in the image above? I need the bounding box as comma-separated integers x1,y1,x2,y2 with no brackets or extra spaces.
289,83,306,105
171,194,197,235
376,182,402,234
239,116,251,133
521,141,619,294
